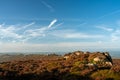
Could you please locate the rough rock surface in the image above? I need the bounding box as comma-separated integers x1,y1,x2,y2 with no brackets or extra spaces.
64,51,113,69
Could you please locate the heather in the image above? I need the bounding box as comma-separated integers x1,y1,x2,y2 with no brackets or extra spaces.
0,51,120,80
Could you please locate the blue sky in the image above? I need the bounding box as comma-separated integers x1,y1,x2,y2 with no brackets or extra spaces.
0,0,120,52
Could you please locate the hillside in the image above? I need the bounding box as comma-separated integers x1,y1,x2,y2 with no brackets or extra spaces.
0,51,120,80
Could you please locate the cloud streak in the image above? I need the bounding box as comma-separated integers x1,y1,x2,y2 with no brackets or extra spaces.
51,30,104,39
97,25,113,32
64,33,103,39
111,30,120,41
0,24,22,39
22,22,35,29
54,22,64,27
0,19,105,44
0,19,58,43
41,1,54,12
98,9,120,20
1,19,120,52
48,19,57,28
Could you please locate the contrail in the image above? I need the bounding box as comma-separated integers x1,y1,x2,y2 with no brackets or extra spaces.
48,19,57,28
98,9,120,20
23,22,35,29
41,1,54,12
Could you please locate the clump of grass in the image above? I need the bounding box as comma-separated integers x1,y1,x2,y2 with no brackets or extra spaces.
90,70,120,80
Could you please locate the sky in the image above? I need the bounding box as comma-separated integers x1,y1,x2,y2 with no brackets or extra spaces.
0,0,120,52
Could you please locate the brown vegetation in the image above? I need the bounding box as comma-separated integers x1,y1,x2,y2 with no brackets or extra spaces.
0,51,120,80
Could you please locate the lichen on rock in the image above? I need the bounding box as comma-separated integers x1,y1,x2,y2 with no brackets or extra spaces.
63,51,113,69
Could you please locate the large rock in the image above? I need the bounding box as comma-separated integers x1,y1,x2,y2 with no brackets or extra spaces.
89,52,113,67
64,51,113,68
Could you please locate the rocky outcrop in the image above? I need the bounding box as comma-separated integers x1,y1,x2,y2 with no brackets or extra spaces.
64,51,113,68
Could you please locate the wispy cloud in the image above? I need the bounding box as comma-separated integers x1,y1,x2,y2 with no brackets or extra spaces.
64,33,103,39
96,25,113,32
22,22,35,29
48,19,57,28
51,30,104,39
0,19,58,43
0,24,22,39
98,9,120,20
24,28,46,38
111,29,120,41
41,1,54,12
54,22,63,27
24,19,57,38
